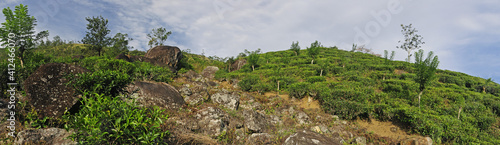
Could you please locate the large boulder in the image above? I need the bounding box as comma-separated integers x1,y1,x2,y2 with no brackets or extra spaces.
23,63,90,118
201,66,219,80
124,81,185,109
211,90,240,110
195,107,230,137
115,53,132,62
145,45,183,69
283,130,343,145
243,109,270,133
15,128,77,145
246,133,273,145
231,59,246,72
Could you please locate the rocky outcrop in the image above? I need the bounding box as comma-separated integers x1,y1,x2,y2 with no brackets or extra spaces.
231,59,246,71
283,130,343,145
115,53,132,62
15,128,77,145
145,45,183,69
201,66,219,80
124,81,185,109
400,137,433,145
195,107,230,137
211,90,240,110
246,133,273,145
243,109,270,133
23,63,90,118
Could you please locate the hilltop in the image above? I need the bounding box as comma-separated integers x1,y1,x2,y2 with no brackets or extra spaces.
0,43,498,144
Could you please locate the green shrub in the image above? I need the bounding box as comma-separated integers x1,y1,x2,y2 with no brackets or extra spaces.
134,62,173,83
306,76,326,83
64,93,169,144
238,75,260,91
289,82,311,99
70,70,132,97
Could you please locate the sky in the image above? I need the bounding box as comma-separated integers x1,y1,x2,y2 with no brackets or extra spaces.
1,0,499,83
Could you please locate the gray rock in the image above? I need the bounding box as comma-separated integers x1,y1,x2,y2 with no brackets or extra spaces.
15,128,77,145
211,91,240,110
296,111,310,125
283,130,342,145
246,133,273,145
184,93,204,106
124,81,185,109
179,84,192,96
243,110,269,133
354,136,366,145
201,66,219,80
311,124,330,134
195,107,229,137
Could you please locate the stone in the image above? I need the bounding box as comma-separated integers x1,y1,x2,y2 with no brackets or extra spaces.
311,125,329,134
144,45,183,69
23,63,90,118
124,81,185,109
296,111,311,125
243,110,269,133
184,93,204,106
195,107,229,137
115,53,132,62
231,59,246,72
201,66,219,80
246,133,273,145
15,128,77,145
211,91,240,110
283,130,342,145
354,136,367,145
179,84,192,97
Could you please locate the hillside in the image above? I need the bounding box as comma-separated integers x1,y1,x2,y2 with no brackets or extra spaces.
0,44,499,144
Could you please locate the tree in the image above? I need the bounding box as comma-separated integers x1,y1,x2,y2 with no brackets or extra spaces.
82,15,111,56
111,33,133,52
147,27,171,48
289,41,300,56
397,24,424,63
483,78,493,93
307,40,321,64
383,50,395,64
246,48,261,71
0,4,49,68
414,49,439,110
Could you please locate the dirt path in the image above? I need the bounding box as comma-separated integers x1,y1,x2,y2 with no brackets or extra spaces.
355,119,424,140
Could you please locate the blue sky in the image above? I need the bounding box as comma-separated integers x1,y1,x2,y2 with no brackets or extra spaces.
1,0,499,83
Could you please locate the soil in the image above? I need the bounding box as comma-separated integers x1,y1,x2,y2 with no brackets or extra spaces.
355,119,424,140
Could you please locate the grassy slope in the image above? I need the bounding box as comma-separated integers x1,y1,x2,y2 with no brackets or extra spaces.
220,47,500,144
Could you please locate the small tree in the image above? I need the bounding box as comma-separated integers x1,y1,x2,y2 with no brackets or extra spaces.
414,49,439,110
383,50,395,64
483,78,493,93
289,41,300,56
147,27,171,48
247,49,261,71
397,24,424,63
82,15,111,56
112,33,133,51
0,4,49,67
307,40,321,64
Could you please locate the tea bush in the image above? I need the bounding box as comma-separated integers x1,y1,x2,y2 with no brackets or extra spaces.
70,70,132,97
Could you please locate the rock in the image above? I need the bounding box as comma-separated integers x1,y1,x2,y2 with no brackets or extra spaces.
211,91,240,110
179,84,192,97
15,128,77,145
239,94,262,110
201,66,219,80
170,133,218,145
243,110,269,133
231,59,246,72
124,81,185,109
400,137,433,145
311,125,330,134
283,130,342,145
23,63,90,118
115,53,132,62
195,107,229,137
184,93,204,106
182,70,202,80
144,45,183,69
268,115,282,125
296,111,311,125
246,133,273,145
354,136,367,145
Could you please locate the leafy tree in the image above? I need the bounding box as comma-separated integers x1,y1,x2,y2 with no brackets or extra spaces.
247,49,261,71
483,78,493,93
383,50,395,64
226,56,235,72
397,24,425,63
0,4,49,68
82,15,111,56
147,27,171,48
289,41,300,56
307,40,321,64
112,33,133,51
414,49,439,110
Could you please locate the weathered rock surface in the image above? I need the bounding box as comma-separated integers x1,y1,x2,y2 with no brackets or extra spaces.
195,107,230,137
115,53,132,62
211,91,240,110
145,45,183,69
246,133,273,145
124,81,185,109
23,63,90,118
201,66,219,80
296,111,311,125
400,137,433,145
283,130,343,145
15,128,77,145
243,109,270,133
231,59,246,71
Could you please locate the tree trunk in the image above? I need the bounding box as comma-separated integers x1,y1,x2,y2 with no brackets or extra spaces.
311,59,314,64
19,47,25,68
483,86,486,93
407,51,411,63
320,69,323,76
294,51,297,56
252,65,255,71
458,106,462,120
277,80,280,95
418,90,423,111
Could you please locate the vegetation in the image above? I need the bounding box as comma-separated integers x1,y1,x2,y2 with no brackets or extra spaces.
82,15,112,56
289,41,300,56
414,49,439,110
147,27,172,48
397,24,424,63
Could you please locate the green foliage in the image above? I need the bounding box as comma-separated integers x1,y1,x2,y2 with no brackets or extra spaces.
306,76,326,83
246,49,261,71
134,62,174,83
70,70,132,97
289,82,311,99
397,24,425,62
64,93,169,144
307,40,321,64
238,74,260,91
147,27,171,48
415,49,439,91
82,15,112,56
289,41,300,56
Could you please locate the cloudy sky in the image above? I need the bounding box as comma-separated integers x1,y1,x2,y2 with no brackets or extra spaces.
1,0,499,83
